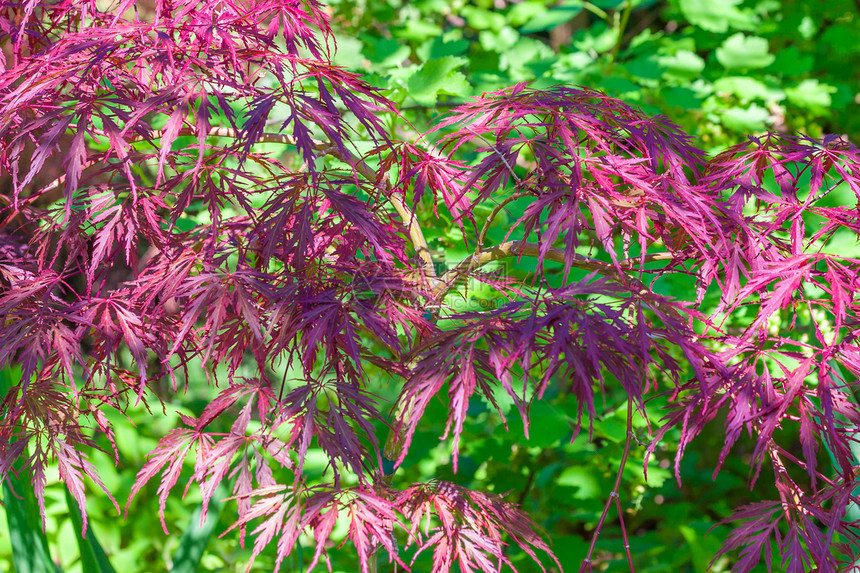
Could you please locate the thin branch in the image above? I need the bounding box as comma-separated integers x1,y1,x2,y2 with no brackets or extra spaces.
579,399,635,572
615,494,635,573
437,240,676,298
475,191,529,257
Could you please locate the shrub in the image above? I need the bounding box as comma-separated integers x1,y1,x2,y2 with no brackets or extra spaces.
0,1,858,571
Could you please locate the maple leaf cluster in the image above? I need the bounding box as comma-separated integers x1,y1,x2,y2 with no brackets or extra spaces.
0,1,858,571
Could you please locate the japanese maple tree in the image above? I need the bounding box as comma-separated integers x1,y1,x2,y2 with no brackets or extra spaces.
0,0,859,572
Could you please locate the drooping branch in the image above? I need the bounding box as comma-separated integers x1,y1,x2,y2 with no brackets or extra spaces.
128,127,443,488
182,128,436,274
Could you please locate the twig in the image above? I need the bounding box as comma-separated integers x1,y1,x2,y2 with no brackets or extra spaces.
475,191,529,258
607,1,633,70
616,493,636,573
437,240,676,300
579,399,635,572
465,126,522,185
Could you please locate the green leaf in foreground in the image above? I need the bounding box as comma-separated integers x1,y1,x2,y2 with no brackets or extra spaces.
3,470,61,573
169,485,228,573
64,489,116,573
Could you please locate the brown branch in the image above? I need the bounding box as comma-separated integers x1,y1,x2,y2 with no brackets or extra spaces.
474,192,529,258
438,240,676,297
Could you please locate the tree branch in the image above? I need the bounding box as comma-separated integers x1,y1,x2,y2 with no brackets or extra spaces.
438,240,676,296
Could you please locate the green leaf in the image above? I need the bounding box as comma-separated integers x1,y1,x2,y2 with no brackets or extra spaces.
479,26,520,53
785,79,836,112
168,217,199,232
1,367,61,573
719,103,770,131
663,86,704,110
713,76,784,103
416,36,469,61
798,15,818,40
518,1,583,34
678,523,716,573
395,19,443,43
716,34,775,70
3,476,61,573
597,76,641,99
504,399,572,448
406,56,471,107
169,485,227,573
548,535,591,566
557,466,600,499
461,6,507,31
361,36,410,67
658,49,705,82
642,464,671,488
678,0,755,33
768,46,813,77
331,36,365,70
572,20,617,54
821,24,860,56
501,37,555,80
627,54,662,85
64,489,116,573
597,415,628,443
507,1,550,27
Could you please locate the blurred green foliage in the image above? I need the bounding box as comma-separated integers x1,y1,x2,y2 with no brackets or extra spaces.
329,0,860,152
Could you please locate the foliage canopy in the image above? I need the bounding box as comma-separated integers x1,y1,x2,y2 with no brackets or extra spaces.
0,1,859,572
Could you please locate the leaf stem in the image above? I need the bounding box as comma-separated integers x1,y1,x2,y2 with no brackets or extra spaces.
607,1,632,70
582,2,609,20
